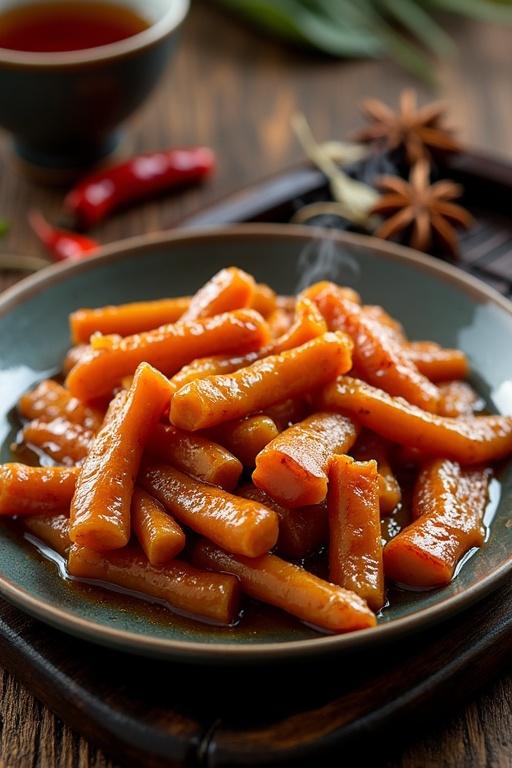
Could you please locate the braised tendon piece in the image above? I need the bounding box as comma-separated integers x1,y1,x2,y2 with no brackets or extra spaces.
384,460,490,587
253,412,359,507
140,462,279,558
304,281,440,412
70,296,191,343
238,484,328,559
319,376,512,465
20,417,93,466
0,464,78,516
192,539,376,633
66,308,270,401
70,363,171,551
146,423,243,491
328,455,384,611
131,488,186,566
170,332,353,431
68,544,240,626
19,379,103,431
179,266,255,322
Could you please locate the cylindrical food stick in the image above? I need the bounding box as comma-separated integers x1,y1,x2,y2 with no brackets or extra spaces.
318,376,512,465
384,460,490,587
68,544,240,626
192,539,376,633
328,455,384,611
171,332,353,431
253,412,358,507
140,462,279,558
132,488,186,566
70,363,171,551
0,464,78,516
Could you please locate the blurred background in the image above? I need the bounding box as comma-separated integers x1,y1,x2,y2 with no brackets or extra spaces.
0,0,511,263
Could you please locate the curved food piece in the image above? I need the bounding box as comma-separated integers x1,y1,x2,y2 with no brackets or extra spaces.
0,464,78,516
328,455,384,611
318,376,512,465
19,379,103,432
238,484,328,559
180,267,255,322
250,283,276,318
140,462,279,558
62,344,90,375
437,380,481,418
21,417,93,466
146,423,242,491
168,299,325,398
206,415,279,468
70,363,171,551
68,544,240,625
192,539,376,633
304,281,439,412
353,431,401,515
132,488,185,566
70,296,191,344
170,332,353,431
169,352,259,396
66,309,270,401
23,513,71,556
384,460,490,587
253,412,358,507
270,297,327,354
405,341,469,382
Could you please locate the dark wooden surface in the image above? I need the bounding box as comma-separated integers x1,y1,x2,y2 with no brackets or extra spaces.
0,3,511,766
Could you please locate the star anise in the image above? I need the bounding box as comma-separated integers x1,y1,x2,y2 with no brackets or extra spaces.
371,160,473,257
353,89,462,165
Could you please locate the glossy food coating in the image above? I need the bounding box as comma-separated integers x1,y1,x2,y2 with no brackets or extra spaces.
405,341,469,382
66,309,270,401
180,267,255,322
238,484,328,559
70,296,191,343
253,412,359,507
384,460,490,586
170,332,353,431
192,539,376,633
140,462,279,558
328,455,384,611
68,544,240,625
353,431,401,515
319,376,512,465
19,379,103,431
131,488,185,565
70,363,171,551
21,417,93,466
23,513,71,556
304,281,439,412
206,414,279,467
146,423,242,491
0,464,77,515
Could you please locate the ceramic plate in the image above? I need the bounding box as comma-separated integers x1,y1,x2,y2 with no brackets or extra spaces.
1,224,511,663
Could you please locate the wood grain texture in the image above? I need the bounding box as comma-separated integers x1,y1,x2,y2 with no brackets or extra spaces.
0,3,511,766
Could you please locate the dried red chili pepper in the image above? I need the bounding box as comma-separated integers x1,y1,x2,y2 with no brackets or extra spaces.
64,147,216,228
29,210,99,262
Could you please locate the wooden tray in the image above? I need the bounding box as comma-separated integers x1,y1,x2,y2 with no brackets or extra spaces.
1,150,512,767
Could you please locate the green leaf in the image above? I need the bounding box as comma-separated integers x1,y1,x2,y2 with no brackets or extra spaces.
425,0,512,22
380,0,456,56
0,218,9,237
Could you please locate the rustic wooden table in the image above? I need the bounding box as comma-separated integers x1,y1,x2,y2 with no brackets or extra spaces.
0,4,511,766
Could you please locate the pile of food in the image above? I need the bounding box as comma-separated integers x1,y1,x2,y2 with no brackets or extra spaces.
2,267,511,635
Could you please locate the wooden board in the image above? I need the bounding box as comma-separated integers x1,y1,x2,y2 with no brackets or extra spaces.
1,150,512,767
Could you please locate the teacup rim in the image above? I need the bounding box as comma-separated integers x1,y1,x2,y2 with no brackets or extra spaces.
0,0,189,68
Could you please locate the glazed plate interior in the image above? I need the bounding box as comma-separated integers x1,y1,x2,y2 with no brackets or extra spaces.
1,224,511,663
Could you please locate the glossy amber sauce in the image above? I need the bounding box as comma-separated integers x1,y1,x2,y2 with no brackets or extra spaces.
0,1,149,53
